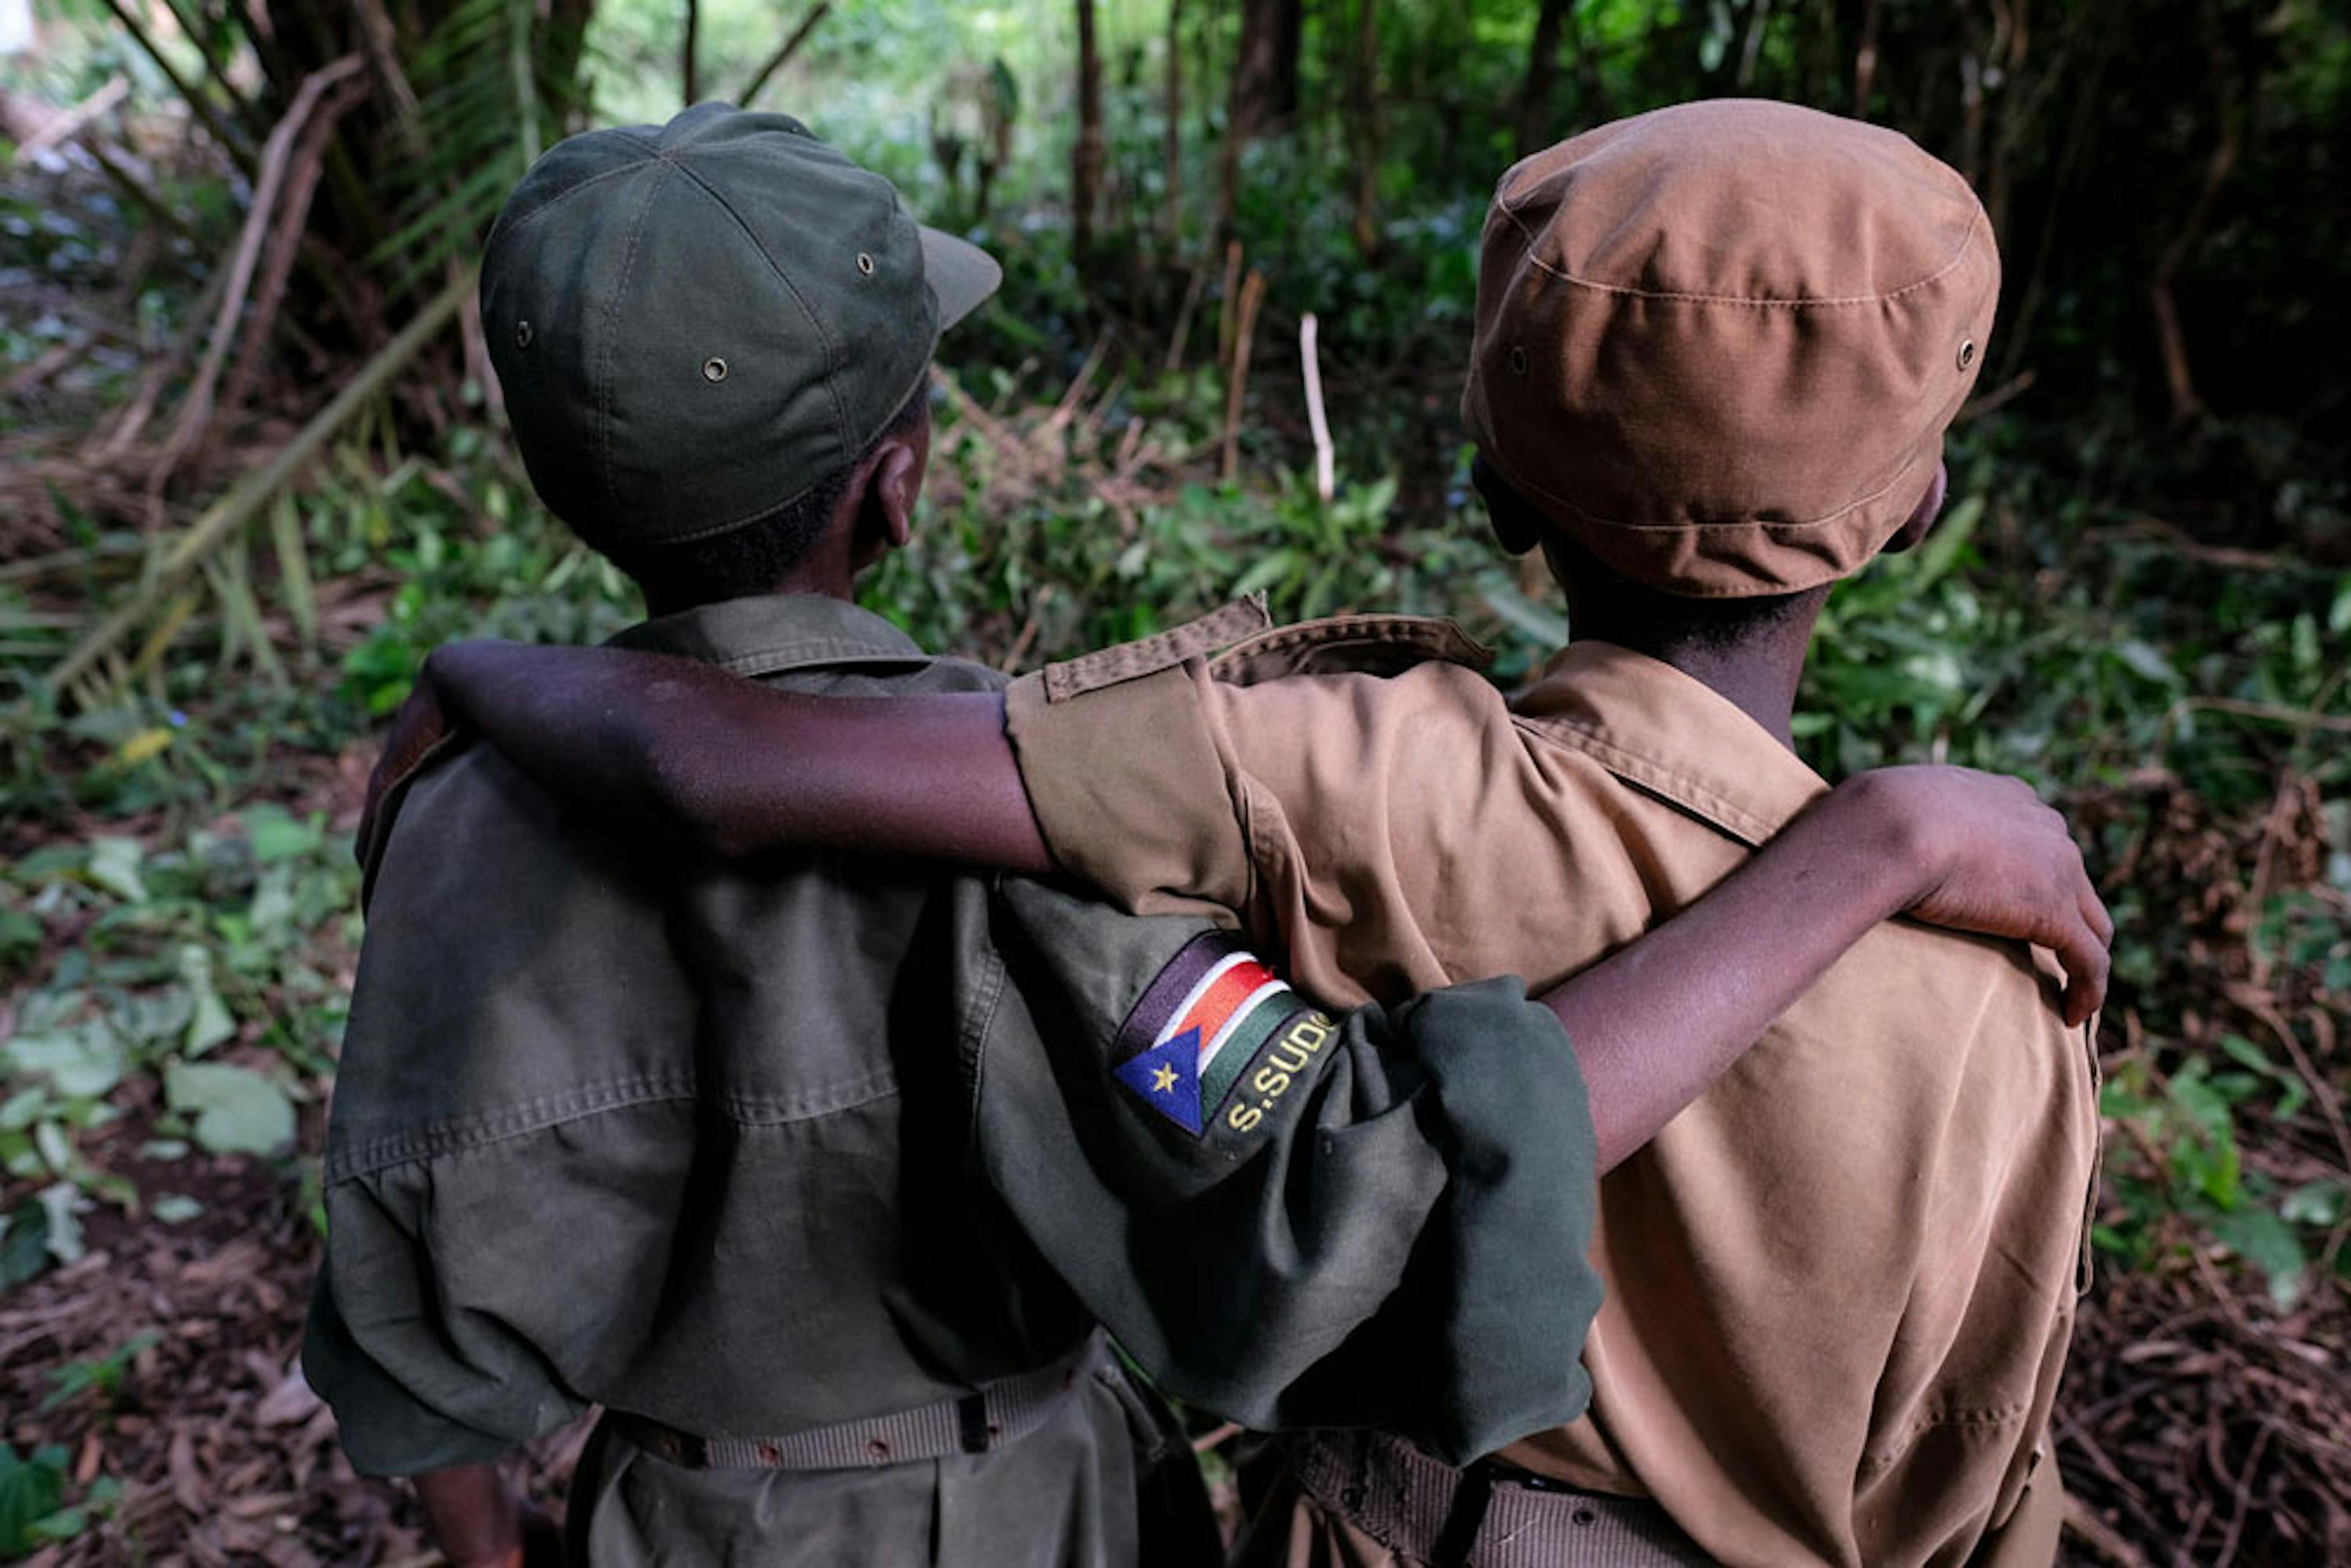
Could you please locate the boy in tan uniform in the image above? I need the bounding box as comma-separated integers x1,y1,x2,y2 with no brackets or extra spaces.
987,101,2096,1566
384,103,2100,1566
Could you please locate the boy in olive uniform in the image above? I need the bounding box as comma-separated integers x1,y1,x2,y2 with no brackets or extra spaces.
353,107,2113,1566
309,107,1614,1568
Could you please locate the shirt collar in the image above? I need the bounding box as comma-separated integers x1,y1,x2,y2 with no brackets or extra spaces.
1513,641,1830,848
610,592,931,679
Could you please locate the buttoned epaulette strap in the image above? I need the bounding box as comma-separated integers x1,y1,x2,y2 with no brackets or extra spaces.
1038,595,1272,702
1210,614,1496,687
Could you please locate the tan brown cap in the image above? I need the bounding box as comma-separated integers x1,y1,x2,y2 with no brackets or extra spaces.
1462,99,1998,598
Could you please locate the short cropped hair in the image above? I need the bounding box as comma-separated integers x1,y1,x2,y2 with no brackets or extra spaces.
1545,531,1815,654
607,385,929,608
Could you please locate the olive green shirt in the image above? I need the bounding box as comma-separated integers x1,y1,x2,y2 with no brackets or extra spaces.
304,594,1603,1564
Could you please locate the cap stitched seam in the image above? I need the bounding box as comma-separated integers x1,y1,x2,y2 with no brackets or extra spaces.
484,154,667,247
1494,201,1987,307
596,163,672,523
1487,433,1930,537
659,154,853,458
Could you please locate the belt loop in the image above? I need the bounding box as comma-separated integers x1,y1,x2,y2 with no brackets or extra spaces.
1430,1458,1498,1568
956,1392,991,1454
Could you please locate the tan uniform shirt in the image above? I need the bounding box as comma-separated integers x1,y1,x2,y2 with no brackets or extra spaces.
1004,624,2099,1568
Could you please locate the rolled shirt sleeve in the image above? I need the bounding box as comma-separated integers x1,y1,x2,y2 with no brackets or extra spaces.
303,1190,588,1476
978,878,1603,1465
1003,654,1535,1008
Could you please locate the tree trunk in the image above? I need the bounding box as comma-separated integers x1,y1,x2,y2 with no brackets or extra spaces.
1162,0,1183,242
681,0,699,104
1073,0,1104,256
1219,0,1299,234
1229,0,1302,142
1349,0,1381,260
1516,0,1569,155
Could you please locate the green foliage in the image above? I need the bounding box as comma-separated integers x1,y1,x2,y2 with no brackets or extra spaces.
0,1440,120,1557
2096,1055,2343,1311
41,1332,158,1414
0,804,354,1291
0,1444,65,1559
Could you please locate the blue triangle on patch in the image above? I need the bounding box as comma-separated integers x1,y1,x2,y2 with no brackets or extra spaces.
1112,1026,1204,1136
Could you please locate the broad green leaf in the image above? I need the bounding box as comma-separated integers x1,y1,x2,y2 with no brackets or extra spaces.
242,804,324,866
0,1204,51,1291
85,838,147,904
179,947,235,1056
163,1060,295,1157
3,1027,124,1099
1907,494,1984,594
2206,1206,2306,1310
2281,1179,2346,1228
2113,639,2183,687
0,1443,67,1556
34,1184,87,1266
0,907,40,965
108,988,192,1046
150,1196,204,1226
31,1122,72,1179
1480,584,1572,650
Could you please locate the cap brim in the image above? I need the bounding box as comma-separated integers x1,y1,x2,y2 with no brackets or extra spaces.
920,226,1002,331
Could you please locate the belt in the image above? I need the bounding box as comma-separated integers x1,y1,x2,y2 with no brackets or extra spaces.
1287,1429,1715,1568
608,1332,1104,1472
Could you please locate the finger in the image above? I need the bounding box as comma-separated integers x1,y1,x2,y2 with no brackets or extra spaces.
2056,914,2110,1028
2080,882,2114,947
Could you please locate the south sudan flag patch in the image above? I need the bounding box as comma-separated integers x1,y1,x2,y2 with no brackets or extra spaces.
1110,931,1316,1137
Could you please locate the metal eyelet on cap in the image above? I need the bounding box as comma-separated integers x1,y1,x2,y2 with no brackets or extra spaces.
1958,339,1977,371
857,252,875,276
702,357,729,383
1508,345,1530,377
514,320,532,349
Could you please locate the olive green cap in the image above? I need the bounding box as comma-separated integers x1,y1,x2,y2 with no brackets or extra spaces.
480,103,1001,552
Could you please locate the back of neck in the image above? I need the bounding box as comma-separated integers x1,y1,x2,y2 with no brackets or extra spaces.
1564,597,1824,751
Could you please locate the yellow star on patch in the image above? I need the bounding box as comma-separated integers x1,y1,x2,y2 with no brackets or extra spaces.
1150,1063,1179,1093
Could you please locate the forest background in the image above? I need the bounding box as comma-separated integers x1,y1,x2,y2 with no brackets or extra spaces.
0,0,2346,1563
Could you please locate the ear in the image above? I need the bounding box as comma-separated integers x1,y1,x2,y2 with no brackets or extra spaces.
867,440,922,552
1473,455,1544,556
1880,460,1951,556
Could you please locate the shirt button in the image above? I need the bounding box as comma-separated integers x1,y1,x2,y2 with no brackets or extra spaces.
1572,1506,1598,1526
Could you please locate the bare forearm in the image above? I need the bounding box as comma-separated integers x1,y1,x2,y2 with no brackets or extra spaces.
1539,783,1919,1171
426,643,1050,870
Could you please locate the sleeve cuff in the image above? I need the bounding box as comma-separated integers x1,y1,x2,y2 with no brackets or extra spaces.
1003,664,1249,914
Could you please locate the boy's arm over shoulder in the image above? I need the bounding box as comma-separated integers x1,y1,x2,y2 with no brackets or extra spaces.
1004,613,1519,986
976,875,1602,1467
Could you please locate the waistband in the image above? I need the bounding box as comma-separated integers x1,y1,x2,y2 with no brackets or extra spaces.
608,1332,1106,1472
1286,1429,1714,1568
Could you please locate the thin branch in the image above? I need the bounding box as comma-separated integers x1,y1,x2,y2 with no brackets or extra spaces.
51,270,474,698
1299,313,1333,501
10,74,128,160
215,74,372,444
1220,267,1266,484
96,0,255,177
738,4,833,108
147,55,366,508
